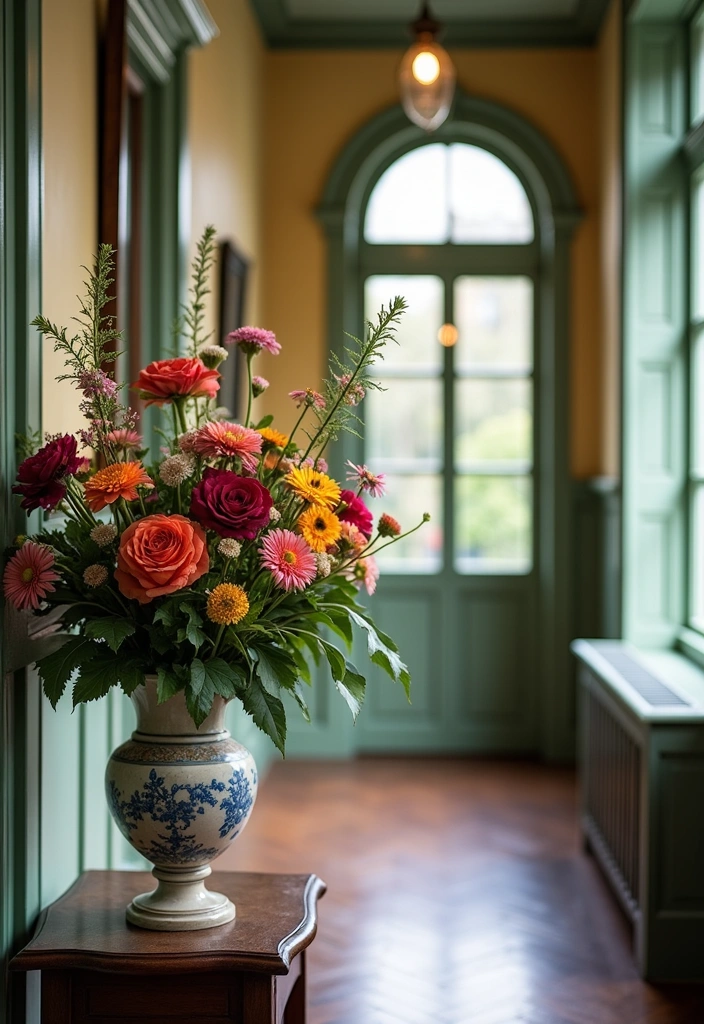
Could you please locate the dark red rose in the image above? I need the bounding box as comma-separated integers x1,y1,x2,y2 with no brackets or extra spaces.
13,434,81,512
190,468,273,539
338,489,373,538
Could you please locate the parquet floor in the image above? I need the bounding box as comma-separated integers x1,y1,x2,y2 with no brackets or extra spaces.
218,758,704,1024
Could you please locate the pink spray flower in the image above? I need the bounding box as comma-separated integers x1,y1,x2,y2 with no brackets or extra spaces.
289,388,326,410
226,326,281,356
105,428,142,450
345,461,386,498
191,422,263,472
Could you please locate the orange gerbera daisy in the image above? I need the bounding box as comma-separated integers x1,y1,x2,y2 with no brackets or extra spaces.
84,461,155,512
257,427,289,448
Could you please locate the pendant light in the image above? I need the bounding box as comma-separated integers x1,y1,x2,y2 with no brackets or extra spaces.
398,2,456,132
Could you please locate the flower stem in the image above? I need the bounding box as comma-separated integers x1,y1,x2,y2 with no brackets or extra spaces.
245,353,254,428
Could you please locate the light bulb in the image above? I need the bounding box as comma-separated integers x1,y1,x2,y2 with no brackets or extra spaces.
438,323,458,347
412,50,440,85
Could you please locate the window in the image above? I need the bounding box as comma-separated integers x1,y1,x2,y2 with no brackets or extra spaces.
361,143,535,575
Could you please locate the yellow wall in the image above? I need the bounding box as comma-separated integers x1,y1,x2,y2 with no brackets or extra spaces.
41,0,98,438
261,47,602,476
598,0,622,478
188,0,264,348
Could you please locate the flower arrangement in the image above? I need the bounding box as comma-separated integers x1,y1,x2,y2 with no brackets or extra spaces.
3,227,427,753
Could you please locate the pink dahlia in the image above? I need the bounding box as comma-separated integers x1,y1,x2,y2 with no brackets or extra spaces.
3,542,59,610
260,529,316,591
226,326,281,356
105,428,142,450
191,422,263,472
345,461,386,498
337,489,374,539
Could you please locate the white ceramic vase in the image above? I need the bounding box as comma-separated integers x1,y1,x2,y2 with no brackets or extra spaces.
105,676,258,931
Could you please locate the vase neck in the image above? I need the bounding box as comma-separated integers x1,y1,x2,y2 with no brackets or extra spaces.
131,677,230,744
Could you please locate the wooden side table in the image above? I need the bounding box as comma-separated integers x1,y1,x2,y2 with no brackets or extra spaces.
10,870,326,1023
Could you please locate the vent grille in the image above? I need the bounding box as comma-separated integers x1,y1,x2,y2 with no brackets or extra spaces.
584,689,641,908
592,647,690,707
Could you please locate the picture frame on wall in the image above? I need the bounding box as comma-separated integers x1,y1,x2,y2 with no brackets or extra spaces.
218,240,249,421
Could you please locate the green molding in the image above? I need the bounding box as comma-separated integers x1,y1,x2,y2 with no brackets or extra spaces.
0,0,42,1014
311,92,581,761
250,0,611,48
127,0,217,84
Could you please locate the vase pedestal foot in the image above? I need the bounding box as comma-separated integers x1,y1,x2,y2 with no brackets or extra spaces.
126,865,236,931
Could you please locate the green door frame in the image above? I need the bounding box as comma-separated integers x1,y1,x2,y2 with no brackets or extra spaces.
314,93,581,761
0,0,42,1017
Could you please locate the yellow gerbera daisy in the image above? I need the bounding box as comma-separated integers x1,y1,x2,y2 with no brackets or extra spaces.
257,427,289,448
206,583,249,626
285,465,341,509
297,505,342,552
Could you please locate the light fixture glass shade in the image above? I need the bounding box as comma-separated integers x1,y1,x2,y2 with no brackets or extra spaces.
399,34,456,132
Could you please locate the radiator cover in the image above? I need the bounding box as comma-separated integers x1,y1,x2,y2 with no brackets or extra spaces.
573,639,704,982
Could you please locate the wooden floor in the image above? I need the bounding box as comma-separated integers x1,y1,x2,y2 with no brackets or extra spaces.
218,759,704,1024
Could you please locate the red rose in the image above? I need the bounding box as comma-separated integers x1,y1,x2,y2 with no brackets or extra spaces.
134,357,220,406
190,468,273,539
338,489,373,538
13,435,81,512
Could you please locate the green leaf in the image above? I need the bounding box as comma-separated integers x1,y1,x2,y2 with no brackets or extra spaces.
72,651,144,705
84,617,136,653
305,610,353,649
242,676,287,755
320,639,346,683
146,624,174,656
186,658,246,727
336,661,366,720
346,609,411,698
255,414,274,429
253,645,299,693
289,642,312,686
153,605,177,629
157,665,185,704
290,681,311,723
36,636,100,708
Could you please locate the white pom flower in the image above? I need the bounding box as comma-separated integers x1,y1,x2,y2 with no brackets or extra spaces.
90,523,117,547
217,538,242,559
198,345,228,368
83,564,108,588
315,552,332,578
159,454,195,486
269,507,281,523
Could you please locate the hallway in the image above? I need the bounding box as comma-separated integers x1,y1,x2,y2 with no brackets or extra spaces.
222,759,704,1024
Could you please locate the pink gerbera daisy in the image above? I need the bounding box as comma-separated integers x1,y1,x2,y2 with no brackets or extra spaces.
191,422,263,472
226,326,281,356
105,428,142,450
3,542,60,610
260,529,316,591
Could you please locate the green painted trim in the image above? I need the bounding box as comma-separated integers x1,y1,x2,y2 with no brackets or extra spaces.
250,0,611,48
127,0,217,84
312,92,581,762
0,0,42,1013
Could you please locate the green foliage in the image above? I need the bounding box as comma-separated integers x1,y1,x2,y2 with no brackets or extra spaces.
37,636,101,708
84,617,136,652
176,224,217,355
241,676,287,755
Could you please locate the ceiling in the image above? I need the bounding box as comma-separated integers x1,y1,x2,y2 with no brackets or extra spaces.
249,0,611,48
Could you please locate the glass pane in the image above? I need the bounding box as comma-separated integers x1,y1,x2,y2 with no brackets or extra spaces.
456,380,532,465
693,328,704,475
364,144,448,244
692,486,704,628
693,12,704,126
455,475,532,573
365,379,442,465
454,277,533,370
375,475,442,574
449,144,533,243
365,275,443,372
694,175,704,321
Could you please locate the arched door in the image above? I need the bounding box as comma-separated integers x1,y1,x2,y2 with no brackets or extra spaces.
283,95,580,760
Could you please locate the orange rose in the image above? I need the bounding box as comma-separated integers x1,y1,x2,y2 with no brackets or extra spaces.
115,514,209,604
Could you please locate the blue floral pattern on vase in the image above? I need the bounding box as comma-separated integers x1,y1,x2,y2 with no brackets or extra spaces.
109,766,255,865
